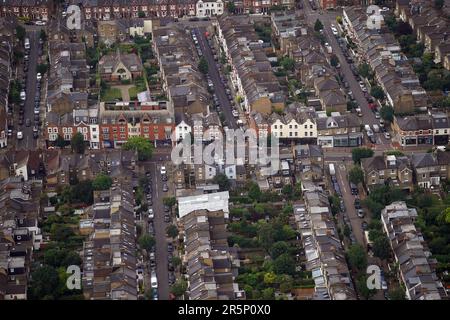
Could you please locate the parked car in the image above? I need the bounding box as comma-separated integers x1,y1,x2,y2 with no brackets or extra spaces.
162,183,169,192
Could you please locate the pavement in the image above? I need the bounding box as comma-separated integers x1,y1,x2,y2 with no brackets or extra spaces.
193,27,238,130
113,84,133,102
16,30,39,151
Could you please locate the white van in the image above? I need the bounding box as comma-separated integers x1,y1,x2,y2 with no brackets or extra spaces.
364,124,371,132
24,38,30,50
151,272,158,289
373,124,380,133
17,131,23,140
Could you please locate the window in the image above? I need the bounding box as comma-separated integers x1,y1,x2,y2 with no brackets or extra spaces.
304,125,307,129
310,125,313,129
289,125,292,129
274,125,277,129
102,128,109,134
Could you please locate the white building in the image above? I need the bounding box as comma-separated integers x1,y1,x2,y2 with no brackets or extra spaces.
269,113,317,139
177,191,230,219
196,0,224,18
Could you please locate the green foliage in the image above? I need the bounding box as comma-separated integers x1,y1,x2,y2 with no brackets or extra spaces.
330,54,339,67
43,248,81,268
348,166,364,185
70,132,85,154
380,105,394,122
51,224,75,243
29,266,60,299
363,185,406,218
269,241,290,259
314,19,324,32
370,85,385,100
347,244,367,272
213,173,230,191
16,26,26,41
372,236,391,260
358,63,372,78
198,57,209,74
92,173,112,191
123,136,154,161
166,224,179,239
37,63,49,75
139,234,155,251
356,275,376,300
248,182,262,202
163,197,176,208
273,253,296,276
352,147,374,164
280,56,295,72
387,287,406,300
170,279,188,298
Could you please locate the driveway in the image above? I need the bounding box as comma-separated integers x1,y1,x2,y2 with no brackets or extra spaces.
113,84,133,102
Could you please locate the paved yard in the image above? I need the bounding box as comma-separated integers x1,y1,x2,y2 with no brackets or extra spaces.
112,84,134,102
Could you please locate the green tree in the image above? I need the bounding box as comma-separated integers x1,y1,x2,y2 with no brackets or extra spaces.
261,287,275,300
434,0,444,9
372,236,391,260
269,241,290,259
348,166,364,185
29,265,60,299
257,221,274,251
352,147,374,164
37,63,49,74
213,173,230,191
92,173,113,190
263,272,277,285
40,29,47,42
248,182,262,201
358,63,371,78
380,105,394,122
314,19,324,32
166,224,179,239
50,224,74,242
123,136,154,161
171,256,182,269
163,196,176,209
170,279,188,298
198,57,209,74
356,275,376,300
370,85,385,100
330,54,339,67
70,132,85,154
138,11,146,18
280,56,295,71
16,26,26,42
347,244,367,272
55,135,67,148
273,253,296,276
388,287,406,300
226,1,236,13
139,234,155,251
336,16,343,24
343,224,351,238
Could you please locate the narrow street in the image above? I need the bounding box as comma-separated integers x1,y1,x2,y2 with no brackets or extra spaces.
17,30,39,151
145,161,170,300
193,27,238,130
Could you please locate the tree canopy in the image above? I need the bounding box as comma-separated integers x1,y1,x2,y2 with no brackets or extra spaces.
347,244,367,272
213,173,231,191
92,173,113,191
71,132,85,154
139,234,155,251
348,166,364,185
352,147,374,164
123,136,154,161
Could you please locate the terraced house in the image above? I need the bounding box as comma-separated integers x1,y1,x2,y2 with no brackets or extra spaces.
0,0,54,21
216,15,285,114
71,0,196,20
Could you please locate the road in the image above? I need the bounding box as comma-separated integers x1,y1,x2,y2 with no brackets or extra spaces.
301,1,391,151
335,162,367,246
16,30,39,151
193,27,238,130
146,161,170,300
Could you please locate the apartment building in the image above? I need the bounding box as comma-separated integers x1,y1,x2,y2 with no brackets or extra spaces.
269,109,317,141
411,150,450,189
0,0,53,21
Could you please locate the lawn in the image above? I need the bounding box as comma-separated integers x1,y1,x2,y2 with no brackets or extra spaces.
129,77,148,100
101,87,122,101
